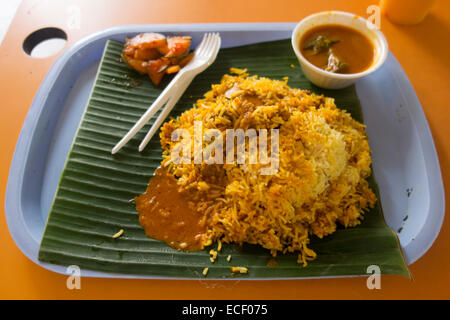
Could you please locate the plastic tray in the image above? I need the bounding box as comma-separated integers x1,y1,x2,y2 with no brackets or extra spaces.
5,23,445,278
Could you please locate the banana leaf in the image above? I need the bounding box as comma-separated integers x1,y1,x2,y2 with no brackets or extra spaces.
38,39,410,278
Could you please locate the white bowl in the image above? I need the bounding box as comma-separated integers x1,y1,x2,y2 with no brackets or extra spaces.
291,11,389,89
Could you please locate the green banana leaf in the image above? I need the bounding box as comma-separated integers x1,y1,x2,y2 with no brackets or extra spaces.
38,39,410,278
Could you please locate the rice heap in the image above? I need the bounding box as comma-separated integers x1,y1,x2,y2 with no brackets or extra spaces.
159,68,376,266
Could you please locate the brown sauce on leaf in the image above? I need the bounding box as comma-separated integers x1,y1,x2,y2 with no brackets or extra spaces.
135,167,206,251
300,24,375,74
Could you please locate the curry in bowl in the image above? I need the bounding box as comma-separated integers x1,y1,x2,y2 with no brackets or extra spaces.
300,24,375,74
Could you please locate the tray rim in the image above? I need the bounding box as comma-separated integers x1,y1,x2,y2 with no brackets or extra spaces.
4,22,445,279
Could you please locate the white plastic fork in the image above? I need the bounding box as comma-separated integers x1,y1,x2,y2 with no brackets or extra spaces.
111,33,221,154
138,33,221,152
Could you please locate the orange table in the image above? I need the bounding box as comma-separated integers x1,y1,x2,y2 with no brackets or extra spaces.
0,0,449,299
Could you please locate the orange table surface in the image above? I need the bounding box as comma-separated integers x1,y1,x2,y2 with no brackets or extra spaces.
0,0,449,299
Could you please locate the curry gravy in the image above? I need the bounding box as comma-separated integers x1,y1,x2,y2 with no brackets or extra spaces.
135,167,206,251
300,24,375,74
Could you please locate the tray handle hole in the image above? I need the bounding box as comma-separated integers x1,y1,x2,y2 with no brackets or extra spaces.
23,27,67,58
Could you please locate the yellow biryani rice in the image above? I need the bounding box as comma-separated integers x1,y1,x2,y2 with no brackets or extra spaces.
159,68,376,266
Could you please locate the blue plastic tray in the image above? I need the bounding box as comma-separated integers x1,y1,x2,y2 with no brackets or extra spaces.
5,23,445,278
